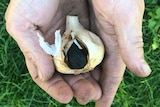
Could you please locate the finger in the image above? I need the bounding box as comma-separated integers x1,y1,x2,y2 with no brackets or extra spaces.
82,72,102,100
113,1,151,77
26,58,73,103
96,53,126,107
63,74,98,105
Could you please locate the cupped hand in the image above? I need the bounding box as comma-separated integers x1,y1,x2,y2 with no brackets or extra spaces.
5,0,101,104
90,0,151,106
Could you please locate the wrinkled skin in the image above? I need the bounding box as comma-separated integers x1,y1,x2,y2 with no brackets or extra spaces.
5,0,151,106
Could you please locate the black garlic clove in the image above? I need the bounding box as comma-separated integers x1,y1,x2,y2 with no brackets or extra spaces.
65,40,88,69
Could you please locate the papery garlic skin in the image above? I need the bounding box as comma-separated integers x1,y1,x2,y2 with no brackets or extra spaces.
37,30,61,56
37,16,104,74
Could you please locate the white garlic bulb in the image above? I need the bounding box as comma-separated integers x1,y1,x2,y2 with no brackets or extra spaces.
37,15,104,74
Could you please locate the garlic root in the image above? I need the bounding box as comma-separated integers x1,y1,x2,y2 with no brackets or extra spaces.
37,15,104,74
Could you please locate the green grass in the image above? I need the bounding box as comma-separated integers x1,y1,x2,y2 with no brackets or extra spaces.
0,0,160,107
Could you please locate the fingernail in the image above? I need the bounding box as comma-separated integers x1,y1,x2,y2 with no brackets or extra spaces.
140,60,151,74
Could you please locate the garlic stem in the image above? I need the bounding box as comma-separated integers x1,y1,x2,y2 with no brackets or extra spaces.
66,16,83,31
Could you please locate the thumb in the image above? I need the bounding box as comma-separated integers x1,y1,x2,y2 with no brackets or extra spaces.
7,25,54,81
21,31,55,81
24,49,54,81
114,6,151,77
117,26,151,77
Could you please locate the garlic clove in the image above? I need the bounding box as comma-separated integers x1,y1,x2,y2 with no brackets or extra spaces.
37,15,104,74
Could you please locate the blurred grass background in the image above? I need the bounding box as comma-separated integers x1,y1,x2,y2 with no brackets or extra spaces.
0,0,160,107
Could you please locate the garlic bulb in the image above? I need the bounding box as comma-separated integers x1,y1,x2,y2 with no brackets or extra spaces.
37,15,104,74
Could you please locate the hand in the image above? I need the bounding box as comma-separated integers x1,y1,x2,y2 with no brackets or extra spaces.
90,0,151,106
5,0,151,107
5,0,102,105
